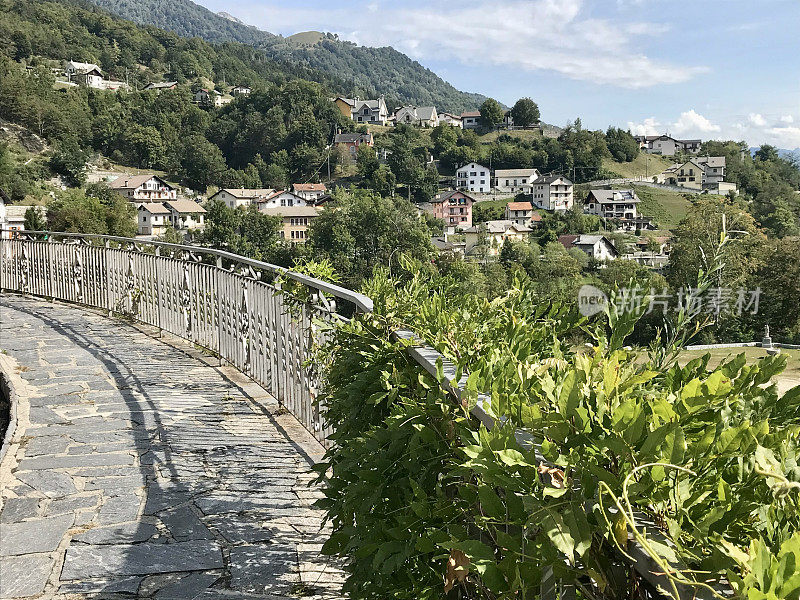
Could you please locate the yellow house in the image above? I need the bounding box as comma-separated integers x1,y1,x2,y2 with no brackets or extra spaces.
260,206,320,244
333,97,356,119
660,159,705,190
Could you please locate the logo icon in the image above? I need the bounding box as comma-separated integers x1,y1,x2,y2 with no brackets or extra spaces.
577,285,608,317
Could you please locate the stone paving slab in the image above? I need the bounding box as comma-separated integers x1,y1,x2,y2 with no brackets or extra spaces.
0,296,343,599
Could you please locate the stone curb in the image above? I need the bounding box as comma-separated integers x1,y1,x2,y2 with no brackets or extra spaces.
0,354,25,466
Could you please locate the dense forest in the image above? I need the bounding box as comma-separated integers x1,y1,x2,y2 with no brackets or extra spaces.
84,0,488,112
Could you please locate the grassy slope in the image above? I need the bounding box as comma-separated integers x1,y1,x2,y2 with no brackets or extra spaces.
602,154,674,179
628,185,694,229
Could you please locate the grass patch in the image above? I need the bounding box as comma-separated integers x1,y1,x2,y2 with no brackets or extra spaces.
477,129,543,144
625,185,694,230
678,346,800,376
602,153,674,179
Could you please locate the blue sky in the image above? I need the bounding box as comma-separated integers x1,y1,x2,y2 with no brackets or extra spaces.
198,0,800,148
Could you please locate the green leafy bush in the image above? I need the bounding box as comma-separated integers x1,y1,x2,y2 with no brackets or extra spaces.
316,266,800,599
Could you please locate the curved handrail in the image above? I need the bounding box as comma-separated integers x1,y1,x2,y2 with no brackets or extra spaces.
6,230,374,313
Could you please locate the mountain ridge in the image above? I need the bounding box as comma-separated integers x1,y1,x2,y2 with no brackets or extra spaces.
85,0,488,112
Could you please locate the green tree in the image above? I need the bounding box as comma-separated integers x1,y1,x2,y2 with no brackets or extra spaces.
668,198,766,289
47,189,110,234
178,135,227,192
308,189,433,288
121,124,165,169
430,123,458,155
605,127,639,162
49,140,88,187
751,181,800,238
24,206,46,231
479,98,504,130
509,97,540,128
356,143,379,179
200,200,282,260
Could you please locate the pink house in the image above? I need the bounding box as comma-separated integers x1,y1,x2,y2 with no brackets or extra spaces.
430,190,474,228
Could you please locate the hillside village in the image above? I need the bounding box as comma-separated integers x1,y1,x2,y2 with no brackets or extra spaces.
0,84,748,273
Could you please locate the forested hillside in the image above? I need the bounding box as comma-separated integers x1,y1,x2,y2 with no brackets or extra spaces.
0,0,354,197
85,0,488,111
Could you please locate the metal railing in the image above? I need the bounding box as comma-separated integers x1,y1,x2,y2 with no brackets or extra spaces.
0,230,372,444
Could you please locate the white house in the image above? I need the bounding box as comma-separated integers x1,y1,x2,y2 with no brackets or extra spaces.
462,220,532,256
529,175,574,211
559,234,618,261
292,183,327,202
695,156,726,185
504,201,541,229
438,112,463,128
494,168,540,193
393,106,438,127
351,98,389,125
461,111,481,129
584,189,640,220
256,190,308,210
64,60,103,88
0,200,39,238
456,162,491,193
164,199,206,231
137,203,171,236
659,159,707,190
194,89,228,107
634,135,702,156
208,188,276,209
231,86,251,96
109,175,177,202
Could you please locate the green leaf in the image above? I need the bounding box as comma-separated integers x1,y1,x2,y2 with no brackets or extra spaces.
478,485,506,519
542,509,576,563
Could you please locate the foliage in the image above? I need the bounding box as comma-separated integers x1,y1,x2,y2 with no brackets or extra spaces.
46,187,135,235
49,139,88,187
307,188,434,289
479,98,504,130
23,206,46,230
198,199,282,260
605,127,639,162
317,265,800,599
509,98,540,128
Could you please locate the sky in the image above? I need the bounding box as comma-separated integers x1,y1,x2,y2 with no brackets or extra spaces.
198,0,800,148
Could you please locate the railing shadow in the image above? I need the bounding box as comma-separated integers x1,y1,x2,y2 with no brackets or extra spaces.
0,296,339,598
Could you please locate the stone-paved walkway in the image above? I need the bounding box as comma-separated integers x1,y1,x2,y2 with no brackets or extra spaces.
0,296,344,599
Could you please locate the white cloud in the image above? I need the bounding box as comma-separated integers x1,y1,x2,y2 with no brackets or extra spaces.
671,110,721,135
626,117,661,136
764,126,800,149
780,115,794,124
748,113,768,127
232,0,706,88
